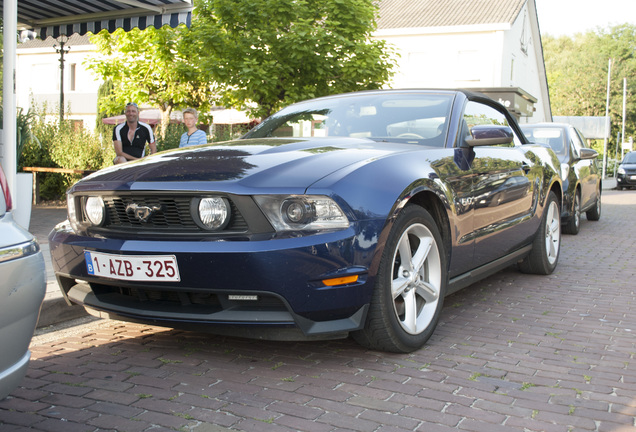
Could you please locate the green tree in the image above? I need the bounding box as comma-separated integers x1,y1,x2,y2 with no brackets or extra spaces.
95,79,116,132
192,0,397,119
87,25,215,138
543,24,636,154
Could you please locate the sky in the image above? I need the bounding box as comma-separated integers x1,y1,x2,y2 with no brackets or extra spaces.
534,0,636,37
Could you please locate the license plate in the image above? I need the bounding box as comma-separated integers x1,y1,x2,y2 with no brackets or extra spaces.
84,251,180,282
630,175,636,180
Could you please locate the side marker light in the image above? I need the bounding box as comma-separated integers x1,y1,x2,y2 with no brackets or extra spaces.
322,275,359,287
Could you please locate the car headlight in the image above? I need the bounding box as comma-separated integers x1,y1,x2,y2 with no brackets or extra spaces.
67,192,80,233
618,166,626,175
85,196,105,226
0,239,40,264
192,197,230,230
254,195,349,232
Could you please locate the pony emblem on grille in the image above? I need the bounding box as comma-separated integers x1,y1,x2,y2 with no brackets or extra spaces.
126,203,162,223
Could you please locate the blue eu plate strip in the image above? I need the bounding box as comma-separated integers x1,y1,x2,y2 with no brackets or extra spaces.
84,251,95,275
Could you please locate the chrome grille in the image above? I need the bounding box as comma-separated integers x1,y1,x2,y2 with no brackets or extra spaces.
104,196,196,229
85,195,248,234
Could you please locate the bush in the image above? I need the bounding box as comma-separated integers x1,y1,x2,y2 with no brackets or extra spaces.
156,123,185,151
50,122,114,171
20,110,116,201
19,106,214,201
20,115,62,201
211,122,256,142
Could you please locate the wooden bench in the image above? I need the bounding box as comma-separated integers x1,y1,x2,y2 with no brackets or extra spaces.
22,167,97,205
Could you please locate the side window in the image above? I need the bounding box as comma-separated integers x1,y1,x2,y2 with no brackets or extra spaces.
572,127,589,150
463,101,523,147
570,127,587,159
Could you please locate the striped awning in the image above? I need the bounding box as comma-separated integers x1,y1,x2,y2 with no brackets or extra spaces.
4,0,193,39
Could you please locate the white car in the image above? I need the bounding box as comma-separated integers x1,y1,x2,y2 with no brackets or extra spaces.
0,165,46,399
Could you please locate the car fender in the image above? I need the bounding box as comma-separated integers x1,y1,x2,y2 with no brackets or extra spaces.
307,148,453,277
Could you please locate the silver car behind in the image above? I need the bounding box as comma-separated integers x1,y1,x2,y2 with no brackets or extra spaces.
0,165,46,399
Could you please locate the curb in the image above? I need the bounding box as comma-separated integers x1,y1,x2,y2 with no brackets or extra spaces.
37,295,89,329
36,242,88,329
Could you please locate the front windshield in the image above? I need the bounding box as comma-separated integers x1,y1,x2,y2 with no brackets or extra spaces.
244,93,454,147
623,152,636,164
522,127,567,158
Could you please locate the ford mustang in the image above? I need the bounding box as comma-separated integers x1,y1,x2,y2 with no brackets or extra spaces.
50,89,562,353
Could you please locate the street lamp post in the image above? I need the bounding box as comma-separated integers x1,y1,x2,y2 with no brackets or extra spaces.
602,59,612,179
53,35,70,123
621,77,627,159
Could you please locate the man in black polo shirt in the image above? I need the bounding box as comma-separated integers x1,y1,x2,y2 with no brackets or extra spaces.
112,102,157,164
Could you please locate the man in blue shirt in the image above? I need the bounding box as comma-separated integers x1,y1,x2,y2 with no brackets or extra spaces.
112,102,157,164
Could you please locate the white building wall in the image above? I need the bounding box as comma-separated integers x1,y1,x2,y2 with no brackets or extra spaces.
500,4,549,122
376,27,509,89
16,43,102,129
374,3,549,123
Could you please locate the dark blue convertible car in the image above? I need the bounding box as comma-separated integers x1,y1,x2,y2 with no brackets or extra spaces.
50,90,562,352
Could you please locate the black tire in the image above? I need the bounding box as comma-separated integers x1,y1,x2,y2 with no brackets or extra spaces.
352,205,447,353
586,190,601,221
563,191,580,235
519,191,561,275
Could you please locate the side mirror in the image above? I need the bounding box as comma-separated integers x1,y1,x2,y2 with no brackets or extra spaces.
465,125,514,147
579,148,598,160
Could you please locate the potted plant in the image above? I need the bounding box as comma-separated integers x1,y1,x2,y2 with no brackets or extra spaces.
16,107,41,164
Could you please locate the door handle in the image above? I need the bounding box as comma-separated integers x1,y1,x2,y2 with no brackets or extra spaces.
521,162,531,174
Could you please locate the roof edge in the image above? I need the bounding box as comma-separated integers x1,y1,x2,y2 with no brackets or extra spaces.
375,23,512,37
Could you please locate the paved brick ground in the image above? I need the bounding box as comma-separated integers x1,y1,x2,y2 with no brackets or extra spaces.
2,189,635,432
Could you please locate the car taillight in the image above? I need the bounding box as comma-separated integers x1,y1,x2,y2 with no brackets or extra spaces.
0,166,13,211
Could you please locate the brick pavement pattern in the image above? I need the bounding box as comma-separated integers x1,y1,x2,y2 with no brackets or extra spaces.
1,190,635,431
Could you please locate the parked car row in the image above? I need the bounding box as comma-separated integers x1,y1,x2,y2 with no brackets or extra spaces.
2,91,608,404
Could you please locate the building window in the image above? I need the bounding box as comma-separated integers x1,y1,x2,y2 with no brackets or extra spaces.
520,12,530,55
510,58,515,82
70,63,76,91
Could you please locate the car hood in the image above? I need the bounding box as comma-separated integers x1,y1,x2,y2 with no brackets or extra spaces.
75,137,418,193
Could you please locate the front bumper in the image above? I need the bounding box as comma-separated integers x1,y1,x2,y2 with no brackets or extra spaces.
617,173,636,187
49,220,379,340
